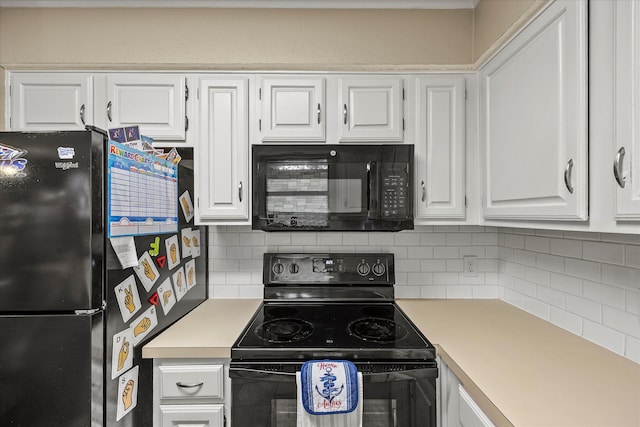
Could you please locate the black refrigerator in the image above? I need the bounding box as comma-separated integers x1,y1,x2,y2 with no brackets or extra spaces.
0,128,207,426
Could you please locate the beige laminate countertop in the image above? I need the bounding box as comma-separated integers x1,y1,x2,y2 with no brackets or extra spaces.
142,299,261,359
397,299,640,427
143,298,640,426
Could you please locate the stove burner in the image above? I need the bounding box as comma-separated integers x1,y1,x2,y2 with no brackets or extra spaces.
255,318,313,343
348,317,408,343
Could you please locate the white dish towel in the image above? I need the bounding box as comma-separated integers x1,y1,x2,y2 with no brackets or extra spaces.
296,360,363,427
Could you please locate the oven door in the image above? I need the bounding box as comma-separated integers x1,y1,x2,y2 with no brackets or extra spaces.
229,362,437,427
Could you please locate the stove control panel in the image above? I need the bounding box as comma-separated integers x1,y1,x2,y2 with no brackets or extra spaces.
264,253,394,285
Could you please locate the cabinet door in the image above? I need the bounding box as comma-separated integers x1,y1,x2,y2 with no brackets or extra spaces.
614,0,640,219
415,76,466,220
338,76,404,142
259,77,325,142
159,404,224,427
196,77,249,223
105,74,186,141
9,73,93,131
480,0,588,220
458,386,495,427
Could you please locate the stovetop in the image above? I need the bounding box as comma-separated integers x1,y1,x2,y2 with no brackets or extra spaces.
231,253,435,362
232,301,435,361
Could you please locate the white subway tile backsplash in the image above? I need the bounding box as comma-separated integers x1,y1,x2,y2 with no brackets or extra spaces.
206,226,640,364
535,253,565,274
550,307,582,335
582,241,625,266
434,246,460,259
525,236,550,253
626,336,640,364
566,295,602,323
582,319,626,356
549,237,582,258
583,280,626,310
549,273,583,296
395,232,421,246
626,244,640,269
602,306,640,339
291,233,317,246
564,258,601,281
525,297,551,320
602,264,640,290
525,266,550,286
420,233,447,246
446,233,472,245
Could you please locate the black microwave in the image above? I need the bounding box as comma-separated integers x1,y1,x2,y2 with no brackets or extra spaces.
252,144,414,232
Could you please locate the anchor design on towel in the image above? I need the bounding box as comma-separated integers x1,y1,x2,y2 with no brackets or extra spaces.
315,366,344,403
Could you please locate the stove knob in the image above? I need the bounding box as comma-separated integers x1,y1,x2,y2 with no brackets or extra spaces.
356,261,370,276
272,263,285,275
289,263,299,274
372,261,386,277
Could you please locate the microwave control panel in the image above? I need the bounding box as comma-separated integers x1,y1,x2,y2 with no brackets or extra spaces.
381,163,410,218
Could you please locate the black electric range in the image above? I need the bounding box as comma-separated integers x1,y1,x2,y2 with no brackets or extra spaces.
231,253,436,363
230,253,438,427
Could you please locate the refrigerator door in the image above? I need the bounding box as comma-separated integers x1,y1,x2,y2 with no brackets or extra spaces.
0,312,104,427
0,130,104,311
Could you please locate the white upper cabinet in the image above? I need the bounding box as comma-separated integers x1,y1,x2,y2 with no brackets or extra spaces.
195,76,249,224
259,76,325,142
415,76,466,220
8,72,191,145
479,0,588,221
9,73,93,131
105,74,187,142
614,0,640,219
338,76,404,142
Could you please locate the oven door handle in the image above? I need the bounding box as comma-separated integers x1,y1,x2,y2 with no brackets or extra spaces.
229,366,438,382
229,367,296,381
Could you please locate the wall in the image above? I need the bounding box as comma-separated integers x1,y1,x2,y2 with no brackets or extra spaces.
0,1,541,129
499,228,640,364
0,8,472,69
206,226,640,364
207,225,500,298
471,0,548,63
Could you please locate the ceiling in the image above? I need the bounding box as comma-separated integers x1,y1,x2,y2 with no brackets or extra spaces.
0,0,480,9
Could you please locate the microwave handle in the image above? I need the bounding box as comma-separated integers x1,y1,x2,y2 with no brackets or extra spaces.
366,162,371,216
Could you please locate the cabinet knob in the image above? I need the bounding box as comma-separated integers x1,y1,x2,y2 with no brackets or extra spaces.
317,103,321,124
614,147,626,188
106,101,113,122
238,181,243,203
343,104,348,125
421,180,426,202
79,104,86,125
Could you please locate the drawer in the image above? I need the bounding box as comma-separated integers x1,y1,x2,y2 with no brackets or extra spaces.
159,364,224,400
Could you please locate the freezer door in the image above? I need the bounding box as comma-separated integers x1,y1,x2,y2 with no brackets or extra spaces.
0,312,104,427
0,130,105,311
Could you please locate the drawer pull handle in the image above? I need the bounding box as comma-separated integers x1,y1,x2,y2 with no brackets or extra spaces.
176,381,204,388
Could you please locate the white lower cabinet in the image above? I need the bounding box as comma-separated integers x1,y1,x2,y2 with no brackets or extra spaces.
438,358,494,427
154,359,229,427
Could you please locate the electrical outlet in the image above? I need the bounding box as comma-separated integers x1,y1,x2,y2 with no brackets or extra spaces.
463,256,477,277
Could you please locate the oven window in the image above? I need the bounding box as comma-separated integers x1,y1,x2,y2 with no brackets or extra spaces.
231,374,436,427
263,160,368,219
